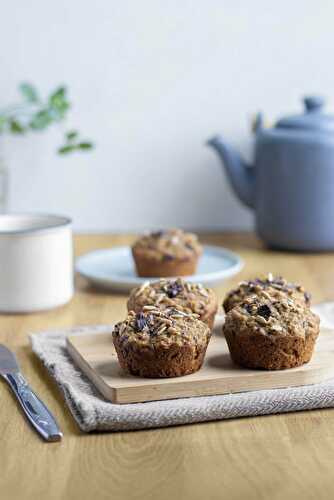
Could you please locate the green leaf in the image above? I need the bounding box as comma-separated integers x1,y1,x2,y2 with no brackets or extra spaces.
29,110,52,130
50,101,70,119
66,130,78,141
48,107,67,122
50,86,66,101
49,86,70,117
78,142,93,150
0,116,7,133
58,144,76,154
19,82,39,103
9,119,25,134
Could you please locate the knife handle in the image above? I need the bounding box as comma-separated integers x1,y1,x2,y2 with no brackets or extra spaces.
3,372,62,442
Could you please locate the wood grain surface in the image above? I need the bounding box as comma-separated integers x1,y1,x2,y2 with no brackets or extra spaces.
1,232,334,500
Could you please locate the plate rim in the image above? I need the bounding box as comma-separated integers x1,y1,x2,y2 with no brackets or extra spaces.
75,244,244,289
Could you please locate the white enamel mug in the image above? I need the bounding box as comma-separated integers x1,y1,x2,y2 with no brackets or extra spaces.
0,214,73,313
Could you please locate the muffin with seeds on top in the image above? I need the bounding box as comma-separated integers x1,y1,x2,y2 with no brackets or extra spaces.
223,291,319,370
112,307,211,378
131,228,202,277
223,274,311,313
127,278,218,329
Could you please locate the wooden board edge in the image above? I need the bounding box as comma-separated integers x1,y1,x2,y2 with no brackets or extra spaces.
66,336,118,403
113,365,334,404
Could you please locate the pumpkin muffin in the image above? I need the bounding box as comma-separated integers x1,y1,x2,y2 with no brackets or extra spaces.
223,274,311,313
131,228,202,277
223,292,320,370
127,278,218,330
112,307,211,378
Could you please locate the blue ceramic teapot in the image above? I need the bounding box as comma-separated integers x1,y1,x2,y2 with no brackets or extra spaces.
207,96,334,251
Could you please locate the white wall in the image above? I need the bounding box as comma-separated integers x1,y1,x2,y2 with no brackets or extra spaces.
2,0,334,232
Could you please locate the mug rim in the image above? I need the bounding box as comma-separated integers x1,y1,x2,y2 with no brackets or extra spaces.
0,213,72,236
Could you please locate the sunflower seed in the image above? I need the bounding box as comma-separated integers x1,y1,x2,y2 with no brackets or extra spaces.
135,281,150,297
143,305,160,311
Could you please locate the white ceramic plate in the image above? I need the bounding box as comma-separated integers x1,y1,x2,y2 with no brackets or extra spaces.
75,245,243,293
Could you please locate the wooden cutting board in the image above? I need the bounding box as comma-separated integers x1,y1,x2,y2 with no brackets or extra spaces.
66,324,334,404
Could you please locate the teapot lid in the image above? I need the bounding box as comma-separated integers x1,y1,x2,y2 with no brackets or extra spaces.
275,96,334,132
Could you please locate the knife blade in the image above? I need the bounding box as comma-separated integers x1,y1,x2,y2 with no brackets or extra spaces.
0,344,63,442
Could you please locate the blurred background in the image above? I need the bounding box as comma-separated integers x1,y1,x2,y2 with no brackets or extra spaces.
1,0,334,232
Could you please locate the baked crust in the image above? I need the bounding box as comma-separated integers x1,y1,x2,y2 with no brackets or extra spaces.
113,336,208,378
113,307,211,378
223,274,311,313
223,292,320,370
132,252,199,277
127,278,218,329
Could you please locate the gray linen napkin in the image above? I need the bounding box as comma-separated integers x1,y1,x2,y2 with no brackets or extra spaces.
30,303,334,432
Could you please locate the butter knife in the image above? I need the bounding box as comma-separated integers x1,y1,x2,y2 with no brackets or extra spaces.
0,344,62,442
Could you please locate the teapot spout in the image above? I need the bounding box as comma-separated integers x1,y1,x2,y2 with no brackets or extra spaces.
207,136,255,209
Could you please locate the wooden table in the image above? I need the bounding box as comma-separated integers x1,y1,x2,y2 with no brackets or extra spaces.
1,233,334,500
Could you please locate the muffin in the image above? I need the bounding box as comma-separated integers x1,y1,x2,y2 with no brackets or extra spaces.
127,278,218,330
112,307,211,378
223,274,311,313
131,228,202,277
223,292,320,370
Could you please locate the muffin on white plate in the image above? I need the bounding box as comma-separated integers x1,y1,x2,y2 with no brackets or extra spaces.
131,229,202,277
